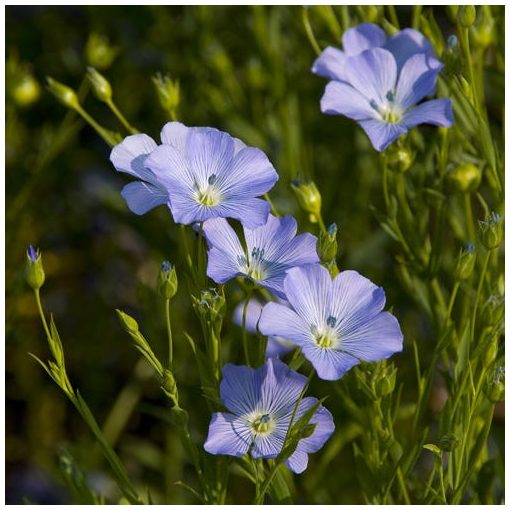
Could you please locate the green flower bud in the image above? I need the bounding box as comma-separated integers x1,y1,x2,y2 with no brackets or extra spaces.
479,212,503,250
152,73,180,117
318,223,338,262
484,366,504,403
46,77,80,110
455,243,476,281
472,8,495,48
458,6,476,28
483,340,498,367
157,261,178,300
115,309,139,335
447,163,482,194
291,179,322,216
162,369,178,404
438,433,460,452
12,73,41,107
87,67,112,103
85,33,119,70
375,363,397,398
387,146,414,173
25,245,45,290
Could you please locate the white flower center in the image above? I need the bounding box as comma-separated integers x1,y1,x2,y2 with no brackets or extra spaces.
311,316,339,349
195,174,221,206
244,247,269,281
370,91,403,124
247,411,275,437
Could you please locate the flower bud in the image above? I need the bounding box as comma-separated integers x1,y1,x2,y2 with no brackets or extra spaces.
458,6,476,28
439,433,459,452
455,243,476,280
479,212,503,250
483,340,498,367
447,163,481,193
152,73,180,117
25,245,45,290
85,33,119,70
162,369,179,404
485,366,504,403
193,287,226,321
291,179,322,216
46,77,80,110
472,8,495,48
12,73,41,107
87,67,112,103
318,223,338,262
387,146,414,173
157,261,178,300
375,363,397,398
115,309,140,334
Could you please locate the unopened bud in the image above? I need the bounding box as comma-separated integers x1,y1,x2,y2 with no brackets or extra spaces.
47,77,80,110
157,261,178,300
87,67,112,103
455,243,476,280
153,73,180,117
193,287,225,320
116,309,139,334
483,340,499,367
447,163,481,193
85,33,119,70
291,179,322,216
458,6,476,28
162,369,178,403
485,366,504,403
439,433,460,452
319,223,338,262
387,146,414,173
25,245,45,290
12,73,41,107
472,8,495,48
375,364,397,398
479,212,503,250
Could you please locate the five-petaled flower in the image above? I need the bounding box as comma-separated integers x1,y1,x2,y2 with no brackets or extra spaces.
110,122,278,228
259,264,403,380
202,214,319,298
204,358,334,473
312,23,453,151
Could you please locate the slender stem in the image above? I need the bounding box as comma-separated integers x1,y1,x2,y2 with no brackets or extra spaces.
75,105,117,147
302,7,321,56
34,289,51,340
317,212,327,234
387,5,400,28
106,99,138,134
411,5,422,29
165,298,173,370
463,193,476,243
396,172,413,228
381,155,390,211
446,281,461,319
470,250,491,342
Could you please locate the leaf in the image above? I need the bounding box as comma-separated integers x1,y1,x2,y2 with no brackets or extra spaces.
423,444,441,456
174,481,204,503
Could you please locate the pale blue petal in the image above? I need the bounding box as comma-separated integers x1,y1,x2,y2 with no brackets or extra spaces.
266,337,294,359
259,302,311,347
233,299,264,333
345,48,397,105
312,46,348,81
320,81,375,120
220,364,261,416
395,53,443,109
120,181,168,215
384,28,434,71
340,311,403,362
204,412,252,457
206,247,243,283
357,118,408,152
251,427,287,459
301,344,359,380
342,23,386,55
160,121,189,152
216,198,271,229
110,134,157,182
401,99,454,129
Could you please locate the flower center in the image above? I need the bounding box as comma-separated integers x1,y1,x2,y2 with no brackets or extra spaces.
311,318,339,349
195,174,221,206
250,413,275,436
370,92,403,124
247,246,268,281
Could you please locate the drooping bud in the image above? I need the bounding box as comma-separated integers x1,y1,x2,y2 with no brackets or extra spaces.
291,178,322,218
157,261,178,300
152,73,180,117
447,163,481,193
85,33,119,70
25,245,45,290
87,67,112,103
455,243,476,281
318,223,338,262
479,212,503,250
458,6,477,28
46,77,80,110
115,309,140,335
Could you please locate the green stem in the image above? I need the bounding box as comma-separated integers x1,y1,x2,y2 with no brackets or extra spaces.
34,289,51,340
302,7,321,56
106,99,139,134
165,298,173,370
470,250,491,342
75,104,118,147
387,5,400,28
317,212,327,234
463,194,476,243
381,155,390,211
264,192,280,217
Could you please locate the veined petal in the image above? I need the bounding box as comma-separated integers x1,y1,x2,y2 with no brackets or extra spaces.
339,311,403,362
160,121,189,152
312,46,348,81
120,181,167,215
233,299,264,333
342,23,386,55
395,53,443,109
259,302,311,347
204,412,252,457
301,344,359,380
384,28,434,71
320,81,375,120
251,427,287,459
220,364,261,416
110,133,157,182
206,247,243,283
216,198,271,229
144,143,195,190
401,99,454,129
357,118,408,152
266,337,294,359
345,48,397,105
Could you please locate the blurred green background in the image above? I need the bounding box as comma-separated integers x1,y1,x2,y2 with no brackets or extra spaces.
6,5,504,504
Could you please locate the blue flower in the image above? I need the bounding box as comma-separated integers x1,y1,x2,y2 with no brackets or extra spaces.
110,122,279,228
204,358,334,473
312,24,453,152
259,265,403,381
202,215,319,298
233,298,295,359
